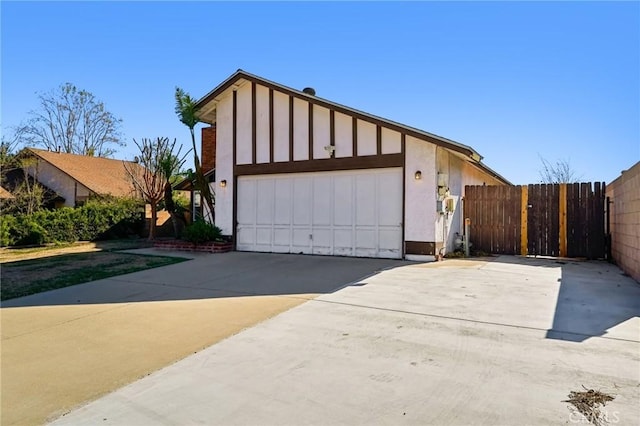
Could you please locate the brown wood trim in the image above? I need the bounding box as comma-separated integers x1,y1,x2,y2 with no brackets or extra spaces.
251,82,256,164
232,175,238,250
401,162,406,258
232,91,238,249
329,110,335,158
289,95,294,162
376,125,382,155
405,241,435,256
269,89,274,163
232,90,237,166
352,117,358,157
308,102,314,160
195,72,477,160
401,133,406,155
234,153,403,176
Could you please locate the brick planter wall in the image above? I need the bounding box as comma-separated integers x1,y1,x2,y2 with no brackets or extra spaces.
153,239,233,253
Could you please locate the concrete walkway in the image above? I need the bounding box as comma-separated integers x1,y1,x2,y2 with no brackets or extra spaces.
47,256,640,425
1,251,403,426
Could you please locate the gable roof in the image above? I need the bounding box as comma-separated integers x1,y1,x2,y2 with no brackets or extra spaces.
25,148,144,198
194,70,510,184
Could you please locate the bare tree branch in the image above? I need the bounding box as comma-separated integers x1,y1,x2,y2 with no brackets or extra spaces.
17,83,123,157
538,155,582,184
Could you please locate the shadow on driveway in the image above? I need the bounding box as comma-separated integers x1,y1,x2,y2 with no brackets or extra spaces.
1,251,410,308
485,256,640,342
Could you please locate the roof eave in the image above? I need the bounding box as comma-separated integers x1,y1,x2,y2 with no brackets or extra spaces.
194,70,492,170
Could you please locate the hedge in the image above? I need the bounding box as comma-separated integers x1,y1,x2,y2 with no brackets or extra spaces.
0,197,144,247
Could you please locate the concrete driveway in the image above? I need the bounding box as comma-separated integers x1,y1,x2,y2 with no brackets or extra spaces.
47,255,640,425
1,251,403,426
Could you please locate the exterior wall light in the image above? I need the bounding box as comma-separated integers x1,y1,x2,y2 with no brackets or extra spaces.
414,171,422,180
220,180,227,188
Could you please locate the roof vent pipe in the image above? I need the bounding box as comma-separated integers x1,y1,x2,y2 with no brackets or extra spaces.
302,87,316,96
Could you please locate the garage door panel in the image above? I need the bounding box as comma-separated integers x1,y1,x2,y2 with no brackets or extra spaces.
313,177,332,226
256,180,274,225
236,227,255,249
237,168,402,259
255,227,272,247
333,229,353,256
356,176,376,226
274,180,292,225
356,229,376,248
379,229,402,250
273,228,290,246
378,174,403,226
293,178,312,225
237,180,256,225
292,229,311,250
333,176,353,226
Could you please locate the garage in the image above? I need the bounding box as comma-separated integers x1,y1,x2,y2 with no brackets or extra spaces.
236,168,403,258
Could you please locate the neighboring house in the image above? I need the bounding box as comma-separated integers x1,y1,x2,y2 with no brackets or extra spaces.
21,148,142,207
2,167,66,209
194,70,510,260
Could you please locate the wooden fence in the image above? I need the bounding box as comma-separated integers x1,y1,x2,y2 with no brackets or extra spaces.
464,183,606,258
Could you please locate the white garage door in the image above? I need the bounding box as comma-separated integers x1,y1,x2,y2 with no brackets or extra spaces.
237,168,403,259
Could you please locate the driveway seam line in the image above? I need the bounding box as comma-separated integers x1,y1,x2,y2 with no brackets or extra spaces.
308,298,640,344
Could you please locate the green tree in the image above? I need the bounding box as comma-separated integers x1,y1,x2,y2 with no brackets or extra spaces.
174,87,215,223
17,83,123,157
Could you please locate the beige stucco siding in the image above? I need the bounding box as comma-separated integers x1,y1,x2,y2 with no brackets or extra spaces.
29,161,90,207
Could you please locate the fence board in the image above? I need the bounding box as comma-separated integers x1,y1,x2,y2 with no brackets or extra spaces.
465,182,605,258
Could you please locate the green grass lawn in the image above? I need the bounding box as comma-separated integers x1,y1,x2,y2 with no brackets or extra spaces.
1,251,187,300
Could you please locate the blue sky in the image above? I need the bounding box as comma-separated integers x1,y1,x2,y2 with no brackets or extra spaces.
2,1,638,184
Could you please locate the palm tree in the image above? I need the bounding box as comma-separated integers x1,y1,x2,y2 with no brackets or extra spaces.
174,87,215,223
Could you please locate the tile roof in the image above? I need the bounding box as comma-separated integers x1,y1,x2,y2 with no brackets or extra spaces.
26,148,145,198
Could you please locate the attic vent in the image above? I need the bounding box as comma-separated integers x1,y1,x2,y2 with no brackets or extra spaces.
303,87,316,96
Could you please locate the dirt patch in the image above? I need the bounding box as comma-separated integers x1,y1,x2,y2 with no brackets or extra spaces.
1,252,185,300
564,387,615,426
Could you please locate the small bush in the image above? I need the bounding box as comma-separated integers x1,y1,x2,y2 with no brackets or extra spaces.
0,215,18,247
15,217,48,246
181,220,223,244
0,196,144,247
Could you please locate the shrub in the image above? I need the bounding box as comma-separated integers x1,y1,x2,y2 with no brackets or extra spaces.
181,220,223,244
0,196,144,247
0,215,18,247
14,217,48,246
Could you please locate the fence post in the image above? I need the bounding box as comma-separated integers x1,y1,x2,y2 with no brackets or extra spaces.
559,183,567,257
520,185,528,256
464,218,471,257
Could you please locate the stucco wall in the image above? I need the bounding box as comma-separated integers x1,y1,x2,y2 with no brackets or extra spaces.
435,148,507,253
404,136,437,244
215,92,234,235
607,161,640,282
28,161,90,207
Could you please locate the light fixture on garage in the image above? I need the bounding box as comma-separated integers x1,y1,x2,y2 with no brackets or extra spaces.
220,180,227,188
414,171,422,180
